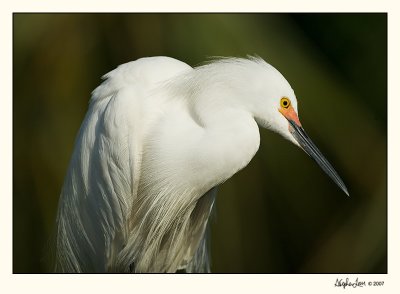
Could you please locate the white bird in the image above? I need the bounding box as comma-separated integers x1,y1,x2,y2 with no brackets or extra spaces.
55,56,348,273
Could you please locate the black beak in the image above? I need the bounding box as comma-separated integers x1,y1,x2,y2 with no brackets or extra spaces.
288,120,349,196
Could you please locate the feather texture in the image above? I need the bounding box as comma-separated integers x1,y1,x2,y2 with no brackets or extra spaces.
55,56,298,272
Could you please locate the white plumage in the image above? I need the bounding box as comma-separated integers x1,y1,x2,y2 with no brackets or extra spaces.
55,56,348,273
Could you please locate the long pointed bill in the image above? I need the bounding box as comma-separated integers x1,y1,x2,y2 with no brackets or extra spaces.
280,106,349,196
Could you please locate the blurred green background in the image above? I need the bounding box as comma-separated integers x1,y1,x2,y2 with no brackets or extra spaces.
13,13,387,273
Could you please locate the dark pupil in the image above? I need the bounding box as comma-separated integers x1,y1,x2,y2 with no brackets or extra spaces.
283,101,288,106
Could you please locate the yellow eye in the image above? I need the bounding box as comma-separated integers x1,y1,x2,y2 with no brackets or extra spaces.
280,97,291,109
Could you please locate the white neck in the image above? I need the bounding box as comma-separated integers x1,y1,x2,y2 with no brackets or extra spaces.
164,57,292,131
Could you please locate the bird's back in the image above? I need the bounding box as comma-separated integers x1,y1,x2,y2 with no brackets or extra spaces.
55,57,197,272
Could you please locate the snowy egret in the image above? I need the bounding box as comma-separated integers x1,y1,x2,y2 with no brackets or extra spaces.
55,56,348,273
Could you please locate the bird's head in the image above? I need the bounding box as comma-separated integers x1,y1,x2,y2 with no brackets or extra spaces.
248,59,349,196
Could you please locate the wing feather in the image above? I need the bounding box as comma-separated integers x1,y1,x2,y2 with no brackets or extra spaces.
55,57,192,272
56,90,137,272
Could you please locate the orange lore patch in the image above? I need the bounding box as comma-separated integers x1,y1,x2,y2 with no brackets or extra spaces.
278,105,302,127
